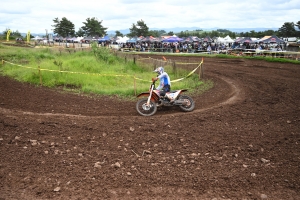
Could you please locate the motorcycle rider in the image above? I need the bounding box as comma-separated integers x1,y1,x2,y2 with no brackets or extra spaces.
152,66,171,99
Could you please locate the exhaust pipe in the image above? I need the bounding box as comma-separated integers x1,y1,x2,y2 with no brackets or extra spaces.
173,99,187,105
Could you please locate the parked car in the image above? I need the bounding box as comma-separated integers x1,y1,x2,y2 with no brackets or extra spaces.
81,37,91,43
81,36,99,43
66,37,74,43
54,37,63,42
73,37,83,43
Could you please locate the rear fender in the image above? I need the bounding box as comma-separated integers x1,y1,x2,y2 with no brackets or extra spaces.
167,89,188,99
168,89,188,94
177,89,188,96
167,89,187,96
179,89,188,93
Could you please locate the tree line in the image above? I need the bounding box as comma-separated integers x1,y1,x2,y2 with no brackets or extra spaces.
2,18,300,40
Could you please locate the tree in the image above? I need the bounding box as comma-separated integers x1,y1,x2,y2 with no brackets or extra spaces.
1,29,23,40
12,30,22,37
295,21,300,37
115,30,123,37
167,31,174,36
230,32,237,39
157,30,166,36
76,28,85,37
295,21,300,29
210,30,221,37
128,19,149,37
178,30,188,38
148,30,159,37
278,22,296,37
262,29,277,37
147,30,166,37
52,17,75,37
81,17,107,37
217,29,229,33
2,29,11,36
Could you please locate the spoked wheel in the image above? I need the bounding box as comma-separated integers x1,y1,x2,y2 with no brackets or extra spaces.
178,95,195,112
136,98,157,116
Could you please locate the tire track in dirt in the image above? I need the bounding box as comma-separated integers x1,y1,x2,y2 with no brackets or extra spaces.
1,56,300,200
0,72,243,118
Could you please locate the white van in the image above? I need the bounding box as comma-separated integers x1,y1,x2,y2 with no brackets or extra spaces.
283,37,297,42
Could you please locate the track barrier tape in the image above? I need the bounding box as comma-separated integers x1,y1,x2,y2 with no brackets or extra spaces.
2,58,203,83
171,58,203,82
2,60,131,77
136,57,199,65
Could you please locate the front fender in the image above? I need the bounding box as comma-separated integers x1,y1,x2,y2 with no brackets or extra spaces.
137,92,160,102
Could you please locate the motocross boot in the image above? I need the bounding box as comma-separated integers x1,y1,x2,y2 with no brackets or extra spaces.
161,95,170,104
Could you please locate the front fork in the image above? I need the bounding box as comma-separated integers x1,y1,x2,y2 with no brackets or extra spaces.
147,85,154,105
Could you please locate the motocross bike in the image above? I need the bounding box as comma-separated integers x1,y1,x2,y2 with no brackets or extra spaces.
136,79,195,116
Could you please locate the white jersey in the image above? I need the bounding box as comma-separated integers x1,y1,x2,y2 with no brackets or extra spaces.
156,72,171,90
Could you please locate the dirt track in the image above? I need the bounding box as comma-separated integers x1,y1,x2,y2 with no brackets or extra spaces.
0,56,300,199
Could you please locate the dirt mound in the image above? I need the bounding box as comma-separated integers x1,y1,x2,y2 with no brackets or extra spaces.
0,56,299,199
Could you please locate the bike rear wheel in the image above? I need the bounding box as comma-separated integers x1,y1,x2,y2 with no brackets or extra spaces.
178,95,195,112
136,98,157,116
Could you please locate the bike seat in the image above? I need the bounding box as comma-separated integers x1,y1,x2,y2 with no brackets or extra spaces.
168,90,178,93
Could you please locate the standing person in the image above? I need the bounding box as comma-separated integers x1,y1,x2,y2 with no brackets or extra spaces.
207,44,212,54
152,67,171,98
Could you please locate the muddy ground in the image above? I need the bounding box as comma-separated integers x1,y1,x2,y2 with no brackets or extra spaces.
0,55,299,200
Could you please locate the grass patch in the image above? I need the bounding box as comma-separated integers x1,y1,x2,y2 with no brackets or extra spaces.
131,51,300,64
0,44,209,99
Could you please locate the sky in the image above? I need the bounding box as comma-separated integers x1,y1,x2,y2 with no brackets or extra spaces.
0,0,299,34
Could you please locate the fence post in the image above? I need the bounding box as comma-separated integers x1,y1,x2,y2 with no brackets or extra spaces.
134,75,136,96
38,66,43,86
172,61,176,75
153,60,156,71
199,62,204,80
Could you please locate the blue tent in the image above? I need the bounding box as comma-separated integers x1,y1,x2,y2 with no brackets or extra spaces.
202,36,213,43
161,36,183,43
127,37,138,43
183,36,200,43
260,35,285,44
98,35,111,42
235,37,253,43
140,36,157,42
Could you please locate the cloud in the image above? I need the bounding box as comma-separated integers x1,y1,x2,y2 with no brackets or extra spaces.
0,0,299,34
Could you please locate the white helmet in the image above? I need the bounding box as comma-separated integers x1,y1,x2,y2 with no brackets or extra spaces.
154,66,164,75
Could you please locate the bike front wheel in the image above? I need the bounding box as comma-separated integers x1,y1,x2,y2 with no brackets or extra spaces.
136,98,157,116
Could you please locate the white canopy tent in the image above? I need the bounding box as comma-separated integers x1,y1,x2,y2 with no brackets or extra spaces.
215,37,225,43
223,35,234,44
116,36,129,43
215,35,234,45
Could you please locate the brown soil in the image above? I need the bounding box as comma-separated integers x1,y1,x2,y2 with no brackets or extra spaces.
0,56,299,200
